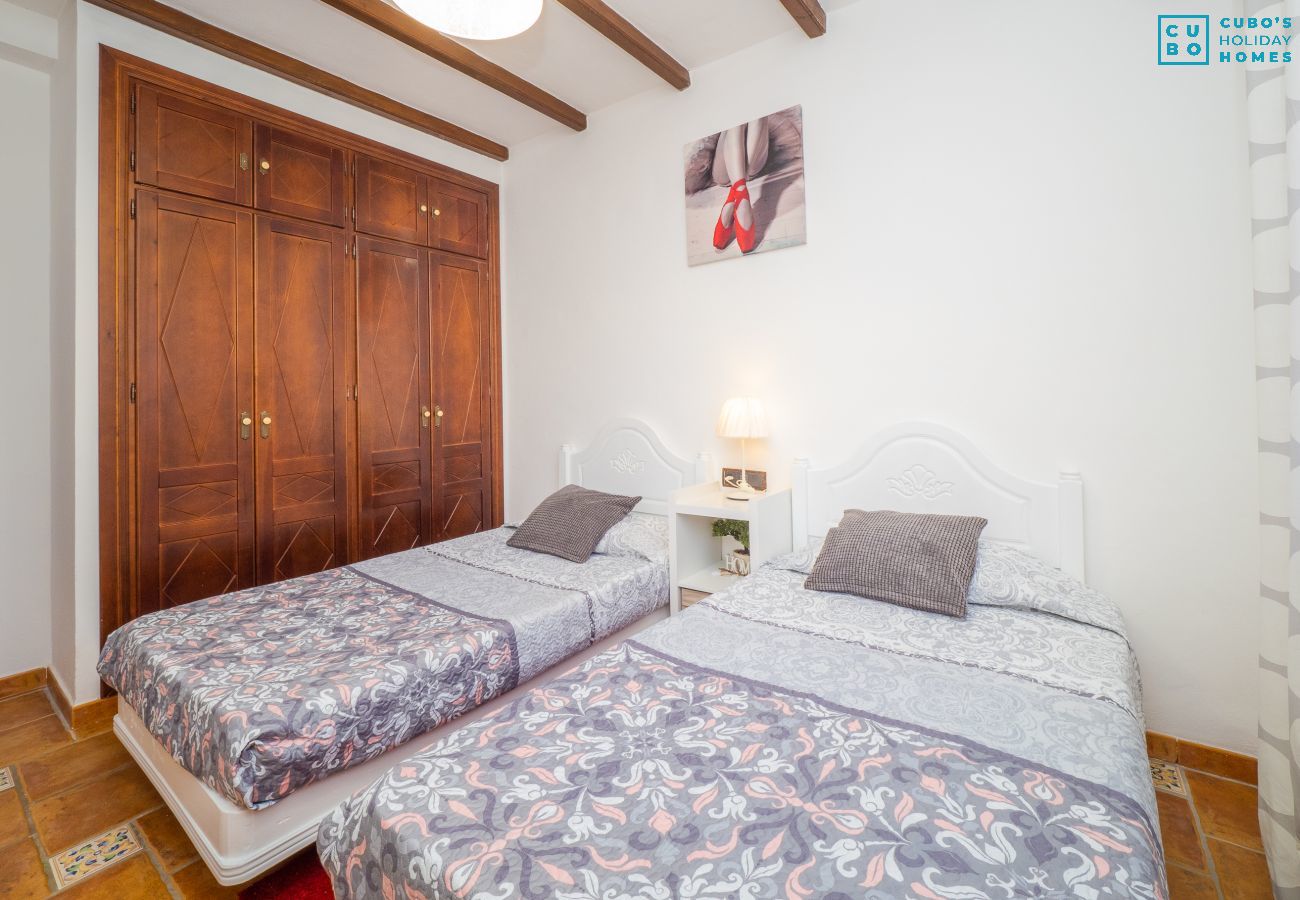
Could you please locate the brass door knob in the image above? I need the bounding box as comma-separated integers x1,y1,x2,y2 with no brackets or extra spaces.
432,208,441,217
420,204,428,214
259,160,271,173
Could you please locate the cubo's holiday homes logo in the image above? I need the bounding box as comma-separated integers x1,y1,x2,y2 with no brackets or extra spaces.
1159,14,1294,66
1158,15,1209,64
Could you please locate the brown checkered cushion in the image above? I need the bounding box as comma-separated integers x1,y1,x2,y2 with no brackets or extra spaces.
507,484,641,563
804,509,988,617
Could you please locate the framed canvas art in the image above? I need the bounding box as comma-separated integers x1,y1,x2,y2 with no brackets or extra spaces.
684,104,806,266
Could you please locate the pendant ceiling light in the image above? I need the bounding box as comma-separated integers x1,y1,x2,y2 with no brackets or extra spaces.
393,0,543,40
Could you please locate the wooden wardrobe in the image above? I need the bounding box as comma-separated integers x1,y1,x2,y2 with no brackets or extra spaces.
98,50,503,646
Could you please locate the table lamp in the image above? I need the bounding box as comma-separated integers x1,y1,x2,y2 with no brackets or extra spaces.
716,397,768,500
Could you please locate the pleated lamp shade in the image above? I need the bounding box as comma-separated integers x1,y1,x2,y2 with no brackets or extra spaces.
716,397,769,439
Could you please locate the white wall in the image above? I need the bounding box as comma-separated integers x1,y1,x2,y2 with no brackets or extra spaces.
503,1,1260,752
0,3,56,681
59,2,505,702
49,0,77,696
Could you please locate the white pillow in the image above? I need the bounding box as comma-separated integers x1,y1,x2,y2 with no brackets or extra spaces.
594,512,668,564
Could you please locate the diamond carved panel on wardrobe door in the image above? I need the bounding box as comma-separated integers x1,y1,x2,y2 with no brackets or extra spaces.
373,503,422,556
158,215,239,470
442,455,482,485
430,182,488,258
371,264,422,451
273,517,336,581
254,125,345,226
134,85,252,205
273,472,334,507
441,492,484,538
437,267,482,446
159,535,239,608
271,237,333,458
135,192,255,618
160,483,238,526
256,218,348,583
356,156,426,244
357,238,430,560
157,107,239,192
431,253,491,541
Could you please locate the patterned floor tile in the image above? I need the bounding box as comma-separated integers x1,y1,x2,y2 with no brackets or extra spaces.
51,824,143,889
1150,759,1187,795
0,766,13,792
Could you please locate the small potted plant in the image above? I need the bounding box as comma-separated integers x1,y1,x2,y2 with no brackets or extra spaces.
712,519,751,576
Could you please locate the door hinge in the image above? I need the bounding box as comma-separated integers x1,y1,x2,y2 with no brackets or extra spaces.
129,198,136,220
129,382,136,404
129,150,136,172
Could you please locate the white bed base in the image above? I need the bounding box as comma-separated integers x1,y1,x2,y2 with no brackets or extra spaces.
114,419,705,886
792,421,1086,582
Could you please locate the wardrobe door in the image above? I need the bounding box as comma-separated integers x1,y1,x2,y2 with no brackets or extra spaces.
253,124,347,226
254,217,351,581
428,179,489,259
355,155,427,244
135,84,253,205
429,251,493,539
135,191,256,614
356,237,433,559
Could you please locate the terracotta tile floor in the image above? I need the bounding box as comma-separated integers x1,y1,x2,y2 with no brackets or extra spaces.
0,688,264,898
0,687,1276,897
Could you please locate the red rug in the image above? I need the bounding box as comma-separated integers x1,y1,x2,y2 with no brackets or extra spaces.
238,850,333,900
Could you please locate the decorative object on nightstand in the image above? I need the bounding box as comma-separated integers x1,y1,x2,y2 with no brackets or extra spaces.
716,397,769,500
721,467,767,493
668,483,792,614
712,518,751,575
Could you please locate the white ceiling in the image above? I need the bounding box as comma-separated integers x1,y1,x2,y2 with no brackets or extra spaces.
155,0,862,152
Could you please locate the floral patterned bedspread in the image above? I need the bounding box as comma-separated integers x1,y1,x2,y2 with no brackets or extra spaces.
97,528,668,810
318,547,1164,899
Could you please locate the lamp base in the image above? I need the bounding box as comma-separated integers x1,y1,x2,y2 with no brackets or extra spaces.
724,491,753,502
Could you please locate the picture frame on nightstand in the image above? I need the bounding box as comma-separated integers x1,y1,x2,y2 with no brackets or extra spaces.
667,483,792,614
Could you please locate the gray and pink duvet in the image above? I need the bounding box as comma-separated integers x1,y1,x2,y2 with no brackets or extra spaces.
318,542,1164,899
97,526,668,810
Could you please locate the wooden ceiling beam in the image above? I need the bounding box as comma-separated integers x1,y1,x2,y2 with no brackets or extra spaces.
554,0,689,90
84,0,510,160
779,0,827,37
317,0,587,131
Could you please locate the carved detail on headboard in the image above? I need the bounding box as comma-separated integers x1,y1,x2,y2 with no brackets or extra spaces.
609,449,646,475
792,422,1086,581
886,465,954,500
560,419,713,516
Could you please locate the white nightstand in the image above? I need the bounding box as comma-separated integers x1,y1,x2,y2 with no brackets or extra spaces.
668,484,793,614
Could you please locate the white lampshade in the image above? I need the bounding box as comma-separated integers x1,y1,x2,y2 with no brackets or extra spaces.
716,397,769,439
393,0,543,40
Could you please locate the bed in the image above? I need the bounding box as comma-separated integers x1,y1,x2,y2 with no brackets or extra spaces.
317,422,1164,899
102,419,711,886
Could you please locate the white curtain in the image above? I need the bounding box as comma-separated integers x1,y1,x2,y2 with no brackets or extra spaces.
1251,2,1300,894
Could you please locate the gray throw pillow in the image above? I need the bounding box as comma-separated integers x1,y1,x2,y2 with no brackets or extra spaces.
507,484,641,562
804,509,988,617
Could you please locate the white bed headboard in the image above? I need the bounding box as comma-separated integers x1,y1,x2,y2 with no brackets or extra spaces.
792,422,1085,581
561,418,713,515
